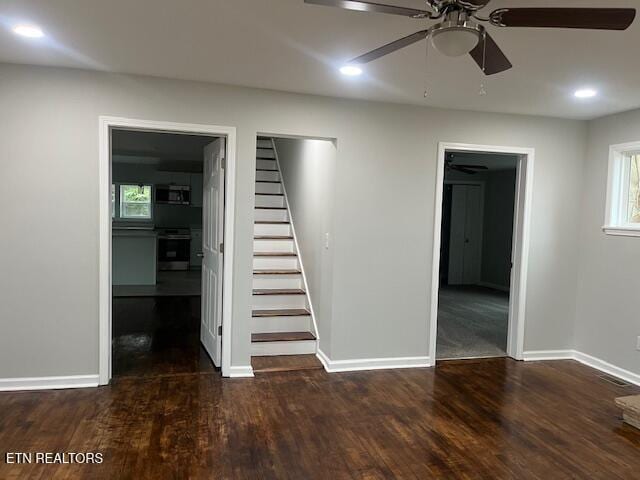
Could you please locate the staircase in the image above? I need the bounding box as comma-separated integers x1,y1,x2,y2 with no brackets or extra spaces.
251,137,318,358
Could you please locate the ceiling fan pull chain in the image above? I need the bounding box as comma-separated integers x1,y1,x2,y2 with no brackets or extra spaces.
423,39,431,98
479,30,487,96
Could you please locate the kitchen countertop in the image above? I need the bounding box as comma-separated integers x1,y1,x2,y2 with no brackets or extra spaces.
112,227,157,238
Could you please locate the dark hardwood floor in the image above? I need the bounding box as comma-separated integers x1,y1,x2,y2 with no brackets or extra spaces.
1,358,639,479
112,296,215,378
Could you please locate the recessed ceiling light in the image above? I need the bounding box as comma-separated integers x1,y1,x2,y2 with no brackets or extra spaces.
339,65,362,76
574,88,598,99
12,24,44,38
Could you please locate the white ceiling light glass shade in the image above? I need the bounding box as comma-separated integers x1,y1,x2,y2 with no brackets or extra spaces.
12,24,44,38
339,65,362,76
574,88,598,99
431,27,480,57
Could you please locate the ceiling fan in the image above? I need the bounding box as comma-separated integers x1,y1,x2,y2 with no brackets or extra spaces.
445,153,488,174
304,0,636,75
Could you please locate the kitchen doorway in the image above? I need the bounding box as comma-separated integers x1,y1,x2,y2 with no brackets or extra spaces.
98,117,237,383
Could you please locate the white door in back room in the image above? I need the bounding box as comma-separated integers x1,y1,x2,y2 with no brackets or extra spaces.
201,138,225,366
448,184,483,285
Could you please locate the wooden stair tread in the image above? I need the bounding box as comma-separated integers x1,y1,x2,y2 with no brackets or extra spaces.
255,180,281,184
253,288,305,295
254,235,293,240
255,221,289,224
254,252,297,257
256,168,278,172
256,157,276,161
252,308,310,317
251,355,323,374
251,331,316,342
255,206,287,210
253,269,301,275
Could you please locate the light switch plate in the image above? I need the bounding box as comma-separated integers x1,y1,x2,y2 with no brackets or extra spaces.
637,336,640,351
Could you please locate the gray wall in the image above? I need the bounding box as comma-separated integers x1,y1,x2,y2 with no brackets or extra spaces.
0,63,587,378
575,110,640,375
481,169,517,289
274,138,337,357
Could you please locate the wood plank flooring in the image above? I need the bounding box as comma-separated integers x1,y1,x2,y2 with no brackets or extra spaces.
252,354,323,374
1,358,639,479
112,296,215,378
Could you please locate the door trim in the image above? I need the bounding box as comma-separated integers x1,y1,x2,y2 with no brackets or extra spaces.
429,142,535,363
98,116,238,384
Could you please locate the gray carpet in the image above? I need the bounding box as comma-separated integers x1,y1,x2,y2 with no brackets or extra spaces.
436,285,509,360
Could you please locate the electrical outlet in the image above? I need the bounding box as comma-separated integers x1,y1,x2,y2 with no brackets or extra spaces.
324,232,330,250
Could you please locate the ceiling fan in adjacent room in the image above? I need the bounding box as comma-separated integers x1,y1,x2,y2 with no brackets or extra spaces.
304,0,636,75
445,154,488,175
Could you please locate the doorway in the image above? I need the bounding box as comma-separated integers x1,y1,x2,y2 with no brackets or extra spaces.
99,118,237,383
429,143,534,363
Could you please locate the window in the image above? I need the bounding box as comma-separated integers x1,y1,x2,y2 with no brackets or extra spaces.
119,184,152,219
604,142,640,236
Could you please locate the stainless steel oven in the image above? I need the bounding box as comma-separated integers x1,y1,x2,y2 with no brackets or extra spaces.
157,228,191,271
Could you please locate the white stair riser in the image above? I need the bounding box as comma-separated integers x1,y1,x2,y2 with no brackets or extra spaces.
256,182,282,194
251,316,312,334
255,194,285,208
256,139,272,149
253,256,299,270
256,170,280,182
251,340,316,356
254,209,288,222
253,239,295,252
254,223,291,236
252,294,308,309
257,159,277,170
253,274,303,290
257,148,275,159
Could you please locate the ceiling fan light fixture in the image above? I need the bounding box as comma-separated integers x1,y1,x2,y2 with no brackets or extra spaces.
574,88,598,99
339,64,363,76
431,26,481,57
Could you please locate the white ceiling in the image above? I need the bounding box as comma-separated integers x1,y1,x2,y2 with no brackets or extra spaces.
1,0,639,119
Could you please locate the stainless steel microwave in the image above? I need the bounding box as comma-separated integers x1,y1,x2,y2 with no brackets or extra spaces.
155,185,191,205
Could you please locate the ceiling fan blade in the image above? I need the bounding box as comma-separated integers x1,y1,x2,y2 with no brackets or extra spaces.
469,32,512,75
491,8,636,30
304,0,431,18
452,166,479,175
349,29,430,64
453,165,489,170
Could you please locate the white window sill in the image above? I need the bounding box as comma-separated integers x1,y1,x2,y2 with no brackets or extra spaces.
602,226,640,237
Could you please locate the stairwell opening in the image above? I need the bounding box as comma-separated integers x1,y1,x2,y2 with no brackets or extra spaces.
250,135,337,373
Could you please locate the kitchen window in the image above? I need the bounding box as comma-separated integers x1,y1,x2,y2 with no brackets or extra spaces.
118,184,153,220
604,142,640,237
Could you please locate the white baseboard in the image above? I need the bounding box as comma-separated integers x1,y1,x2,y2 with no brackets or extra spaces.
317,349,432,373
522,350,575,361
478,281,510,293
573,351,640,387
523,349,640,387
0,375,99,392
227,365,254,378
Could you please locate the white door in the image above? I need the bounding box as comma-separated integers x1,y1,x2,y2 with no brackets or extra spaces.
448,184,483,285
201,138,225,366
